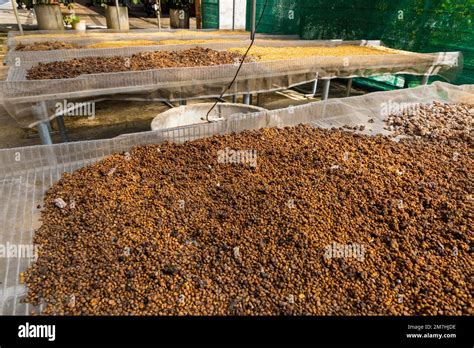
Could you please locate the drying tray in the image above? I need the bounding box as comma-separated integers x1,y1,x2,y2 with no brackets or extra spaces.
0,81,473,314
0,38,461,128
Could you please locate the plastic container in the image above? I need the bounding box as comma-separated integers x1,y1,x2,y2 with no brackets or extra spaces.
72,20,87,32
151,103,265,130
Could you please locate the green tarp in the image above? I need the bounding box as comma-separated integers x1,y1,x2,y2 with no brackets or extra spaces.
202,0,219,29
245,0,300,34
239,0,473,85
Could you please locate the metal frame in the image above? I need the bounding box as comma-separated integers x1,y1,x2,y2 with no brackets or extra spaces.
0,81,468,315
4,40,447,144
321,80,331,100
243,94,252,105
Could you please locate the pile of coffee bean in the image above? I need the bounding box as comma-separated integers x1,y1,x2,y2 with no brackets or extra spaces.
24,125,472,315
26,47,250,80
15,41,82,51
385,101,473,143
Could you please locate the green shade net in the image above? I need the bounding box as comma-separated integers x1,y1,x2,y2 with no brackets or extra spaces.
246,0,300,34
201,0,219,29
245,0,473,85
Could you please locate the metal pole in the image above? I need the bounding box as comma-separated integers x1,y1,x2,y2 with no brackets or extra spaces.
56,116,69,142
46,119,52,132
232,0,235,30
312,72,319,96
312,80,318,95
34,101,53,145
114,0,122,31
37,122,52,145
322,79,330,100
243,94,251,105
155,0,161,29
250,0,256,40
346,78,353,97
421,75,430,85
11,0,23,35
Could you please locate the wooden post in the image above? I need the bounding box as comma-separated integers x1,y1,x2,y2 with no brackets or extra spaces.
195,0,202,29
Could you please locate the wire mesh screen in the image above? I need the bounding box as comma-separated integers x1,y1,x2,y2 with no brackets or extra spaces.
5,39,381,66
0,81,473,315
6,29,297,49
0,38,462,128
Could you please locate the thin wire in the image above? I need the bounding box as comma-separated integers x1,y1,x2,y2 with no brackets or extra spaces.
204,0,269,122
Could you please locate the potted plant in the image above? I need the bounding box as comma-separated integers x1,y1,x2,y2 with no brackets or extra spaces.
93,0,140,31
165,0,193,29
25,0,71,30
74,18,87,31
64,13,86,30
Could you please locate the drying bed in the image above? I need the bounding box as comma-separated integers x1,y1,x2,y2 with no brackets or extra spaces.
24,124,472,315
6,29,295,54
0,82,472,315
25,46,390,80
6,29,252,48
385,102,473,142
15,41,80,51
228,45,398,61
4,38,385,65
15,39,250,51
0,39,461,129
26,47,251,80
